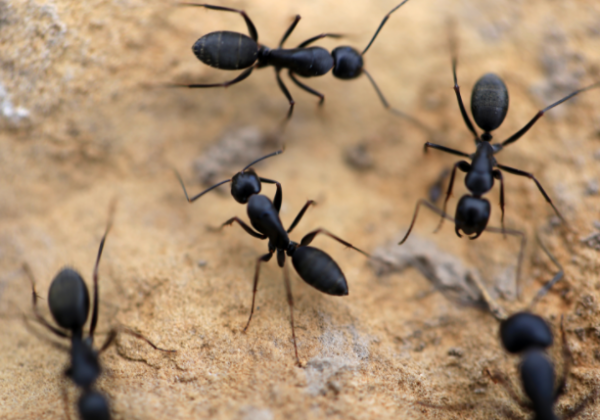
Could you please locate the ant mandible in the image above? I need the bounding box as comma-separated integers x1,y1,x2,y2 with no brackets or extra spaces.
24,206,175,420
171,1,425,127
404,32,600,240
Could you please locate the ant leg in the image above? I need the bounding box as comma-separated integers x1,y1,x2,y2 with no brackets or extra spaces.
174,170,231,203
89,202,115,340
499,81,600,149
362,69,434,134
486,369,533,411
286,200,316,233
424,142,471,158
243,252,274,332
467,272,507,321
279,15,301,47
484,225,527,299
288,71,325,105
299,228,370,258
492,169,506,235
496,163,565,223
448,25,479,141
527,234,564,309
259,179,283,213
434,160,470,233
282,263,301,366
398,199,453,244
99,327,176,353
361,0,411,55
170,65,255,89
178,3,258,41
275,68,295,120
429,168,451,203
22,263,69,339
220,217,267,239
556,315,572,401
296,33,342,48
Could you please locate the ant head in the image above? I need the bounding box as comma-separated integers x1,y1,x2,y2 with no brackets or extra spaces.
231,169,261,204
78,390,110,420
48,268,90,333
331,46,363,80
470,73,509,136
454,196,490,239
520,350,557,420
500,312,553,354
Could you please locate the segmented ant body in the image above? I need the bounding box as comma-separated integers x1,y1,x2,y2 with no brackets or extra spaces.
221,195,369,365
25,211,174,420
402,36,600,240
172,1,425,127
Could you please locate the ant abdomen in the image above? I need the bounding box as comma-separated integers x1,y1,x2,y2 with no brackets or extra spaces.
192,31,258,70
470,73,509,133
292,246,348,296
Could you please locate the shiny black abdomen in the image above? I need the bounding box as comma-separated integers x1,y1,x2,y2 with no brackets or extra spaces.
48,268,90,332
292,246,348,296
193,31,258,70
471,73,509,133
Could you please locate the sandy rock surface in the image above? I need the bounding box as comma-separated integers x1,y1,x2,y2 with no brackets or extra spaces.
1,0,600,419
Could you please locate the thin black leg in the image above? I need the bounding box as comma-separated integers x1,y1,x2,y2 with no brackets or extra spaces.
171,66,255,89
528,234,564,309
448,27,479,141
434,160,470,233
279,15,301,47
492,169,506,234
496,163,565,223
179,3,258,41
399,199,447,245
282,262,301,366
299,228,370,258
259,179,282,213
500,81,600,149
100,327,176,353
23,263,69,339
275,68,295,120
220,217,267,239
424,142,471,158
287,200,316,233
361,0,411,55
89,204,114,340
243,252,273,332
288,71,324,104
297,33,342,49
175,170,231,203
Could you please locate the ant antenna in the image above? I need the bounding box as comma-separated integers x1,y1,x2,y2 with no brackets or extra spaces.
361,0,412,55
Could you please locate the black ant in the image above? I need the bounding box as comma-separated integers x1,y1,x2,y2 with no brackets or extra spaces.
24,209,175,420
171,1,426,128
404,34,600,241
471,237,598,420
219,196,369,366
398,199,527,290
175,149,283,207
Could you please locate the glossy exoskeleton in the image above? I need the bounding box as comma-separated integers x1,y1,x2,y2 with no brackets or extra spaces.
403,36,600,240
172,1,427,128
219,194,370,366
175,149,283,206
472,237,597,420
25,212,174,420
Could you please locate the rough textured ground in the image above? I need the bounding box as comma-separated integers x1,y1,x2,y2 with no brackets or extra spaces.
1,0,600,419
